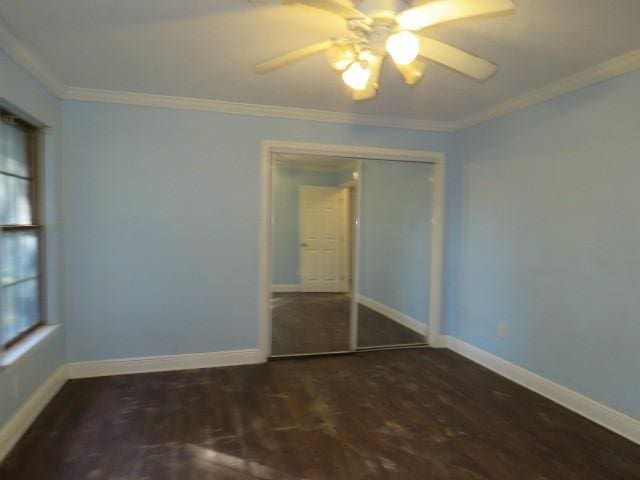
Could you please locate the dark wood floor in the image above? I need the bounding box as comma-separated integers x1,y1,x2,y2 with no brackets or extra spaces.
2,349,639,479
271,293,425,355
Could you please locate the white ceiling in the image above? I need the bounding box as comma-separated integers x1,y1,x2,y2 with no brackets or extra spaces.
1,0,639,124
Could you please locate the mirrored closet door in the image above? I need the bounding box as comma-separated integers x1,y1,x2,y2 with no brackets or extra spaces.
269,153,434,357
270,154,359,356
355,159,433,349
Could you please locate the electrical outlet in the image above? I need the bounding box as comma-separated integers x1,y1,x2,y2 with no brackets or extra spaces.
498,323,509,339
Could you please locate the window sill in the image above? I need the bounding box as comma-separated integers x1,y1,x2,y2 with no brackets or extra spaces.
0,324,61,371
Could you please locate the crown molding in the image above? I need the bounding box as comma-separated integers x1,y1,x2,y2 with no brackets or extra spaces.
63,86,455,132
56,48,640,133
0,16,67,97
453,48,640,130
2,12,639,133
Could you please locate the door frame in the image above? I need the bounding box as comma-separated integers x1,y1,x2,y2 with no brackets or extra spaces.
260,141,446,360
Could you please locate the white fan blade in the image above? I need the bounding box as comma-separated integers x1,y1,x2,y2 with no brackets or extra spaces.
397,0,515,31
255,40,334,73
417,36,497,80
353,55,383,101
397,57,427,85
284,0,369,20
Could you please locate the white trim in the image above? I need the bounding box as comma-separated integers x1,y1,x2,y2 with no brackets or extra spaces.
339,187,350,293
64,87,453,132
260,141,445,358
0,17,67,97
62,49,640,132
0,365,68,462
358,295,427,336
262,141,444,163
428,160,445,346
454,48,640,130
67,349,263,379
260,143,274,359
0,325,61,371
2,13,640,133
0,348,265,460
445,336,640,445
349,160,363,351
271,284,300,293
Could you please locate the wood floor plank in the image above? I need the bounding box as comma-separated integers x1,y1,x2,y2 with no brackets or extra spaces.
1,349,639,479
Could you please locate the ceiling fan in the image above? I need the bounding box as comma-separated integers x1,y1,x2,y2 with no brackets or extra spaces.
254,0,515,100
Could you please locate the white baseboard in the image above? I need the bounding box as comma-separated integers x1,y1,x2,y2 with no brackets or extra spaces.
67,348,263,379
0,365,68,462
427,335,449,348
358,295,427,335
445,336,640,445
1,348,263,460
271,284,300,293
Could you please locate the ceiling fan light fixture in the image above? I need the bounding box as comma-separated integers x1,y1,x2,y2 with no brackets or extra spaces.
255,0,515,99
386,31,419,65
326,43,357,71
342,61,372,91
358,48,377,63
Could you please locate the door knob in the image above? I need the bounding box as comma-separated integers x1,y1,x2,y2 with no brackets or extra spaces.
300,243,308,247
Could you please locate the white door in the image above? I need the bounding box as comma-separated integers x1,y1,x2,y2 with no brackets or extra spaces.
299,186,346,292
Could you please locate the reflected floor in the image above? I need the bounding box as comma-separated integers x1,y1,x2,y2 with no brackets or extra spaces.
271,292,425,356
271,293,350,355
357,303,425,348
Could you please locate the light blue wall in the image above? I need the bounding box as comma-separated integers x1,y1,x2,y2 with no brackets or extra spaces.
358,160,434,325
61,100,454,362
272,167,349,285
5,32,638,431
454,69,640,419
0,50,66,429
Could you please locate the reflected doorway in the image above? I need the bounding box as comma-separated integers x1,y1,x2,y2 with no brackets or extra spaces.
270,155,358,356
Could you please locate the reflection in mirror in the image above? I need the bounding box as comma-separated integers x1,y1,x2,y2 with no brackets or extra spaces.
356,160,433,349
270,154,358,356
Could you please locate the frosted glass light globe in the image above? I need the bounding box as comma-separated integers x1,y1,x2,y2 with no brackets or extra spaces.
386,31,420,66
326,43,357,71
342,61,372,91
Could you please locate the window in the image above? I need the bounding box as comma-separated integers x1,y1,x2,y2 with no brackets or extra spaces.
0,109,43,349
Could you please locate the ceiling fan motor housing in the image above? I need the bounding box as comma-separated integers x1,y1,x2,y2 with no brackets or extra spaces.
357,0,405,22
350,0,406,55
